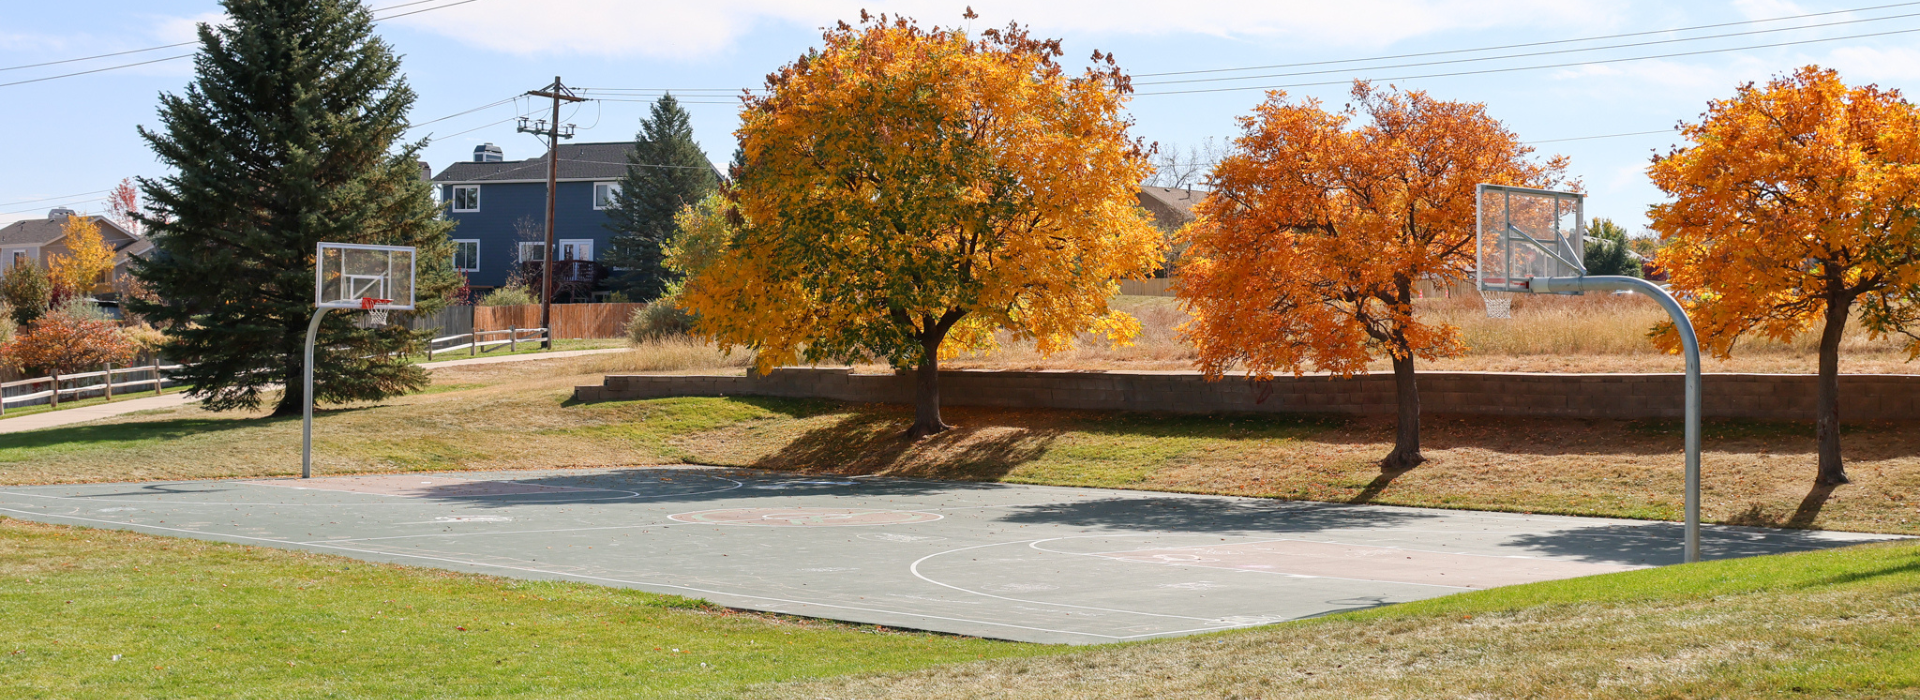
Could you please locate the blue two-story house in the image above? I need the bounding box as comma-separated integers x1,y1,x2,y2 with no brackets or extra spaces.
435,141,706,300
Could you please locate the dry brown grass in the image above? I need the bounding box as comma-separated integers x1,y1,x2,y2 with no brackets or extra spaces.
926,294,1920,375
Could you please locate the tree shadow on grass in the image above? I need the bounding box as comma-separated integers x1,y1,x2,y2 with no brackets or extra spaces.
749,409,1060,482
1348,468,1411,505
0,417,293,454
1724,483,1842,529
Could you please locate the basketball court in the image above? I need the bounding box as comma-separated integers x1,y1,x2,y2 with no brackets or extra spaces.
0,468,1895,644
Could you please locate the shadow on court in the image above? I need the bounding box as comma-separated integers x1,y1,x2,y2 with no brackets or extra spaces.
1501,521,1856,564
299,466,1039,510
989,495,1441,534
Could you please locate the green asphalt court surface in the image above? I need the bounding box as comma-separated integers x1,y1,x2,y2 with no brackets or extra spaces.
0,467,1899,644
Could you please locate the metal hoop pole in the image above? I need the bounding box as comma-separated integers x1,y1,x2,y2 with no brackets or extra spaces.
303,308,331,480
1533,275,1702,563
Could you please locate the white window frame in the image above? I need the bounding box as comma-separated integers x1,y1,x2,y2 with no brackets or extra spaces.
518,241,546,262
451,239,481,272
450,185,481,212
558,239,593,261
593,182,619,210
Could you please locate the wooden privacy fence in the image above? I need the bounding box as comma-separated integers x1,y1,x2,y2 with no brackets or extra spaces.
0,362,184,415
474,303,643,339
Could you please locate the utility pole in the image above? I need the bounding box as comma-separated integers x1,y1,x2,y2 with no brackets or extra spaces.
519,76,584,349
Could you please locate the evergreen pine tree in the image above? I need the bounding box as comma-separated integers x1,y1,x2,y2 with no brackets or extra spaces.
130,0,456,416
1583,218,1643,278
604,94,718,301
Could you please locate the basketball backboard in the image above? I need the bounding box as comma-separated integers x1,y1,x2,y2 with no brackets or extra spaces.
316,243,415,310
1476,184,1586,294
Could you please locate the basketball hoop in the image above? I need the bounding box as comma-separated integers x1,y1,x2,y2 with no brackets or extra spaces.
360,297,392,325
1481,290,1513,319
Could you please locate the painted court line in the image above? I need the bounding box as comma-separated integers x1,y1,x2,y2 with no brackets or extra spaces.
1027,537,1475,590
910,538,1227,622
0,506,1171,642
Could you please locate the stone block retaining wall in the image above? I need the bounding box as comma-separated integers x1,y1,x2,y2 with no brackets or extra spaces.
574,368,1920,423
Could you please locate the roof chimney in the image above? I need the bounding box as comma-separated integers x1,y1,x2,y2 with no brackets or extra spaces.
47,207,75,221
473,143,503,163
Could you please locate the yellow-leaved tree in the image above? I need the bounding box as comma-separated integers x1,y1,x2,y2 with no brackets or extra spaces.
683,13,1165,437
50,215,116,297
1649,66,1920,486
1180,83,1566,471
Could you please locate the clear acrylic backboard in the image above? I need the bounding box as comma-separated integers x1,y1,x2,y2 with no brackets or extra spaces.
1476,184,1586,294
316,243,415,310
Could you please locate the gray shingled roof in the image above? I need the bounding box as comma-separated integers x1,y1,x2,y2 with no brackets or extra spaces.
1136,186,1204,230
434,142,652,183
0,214,136,247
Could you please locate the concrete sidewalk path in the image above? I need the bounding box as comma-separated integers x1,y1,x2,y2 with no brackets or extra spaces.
0,347,630,435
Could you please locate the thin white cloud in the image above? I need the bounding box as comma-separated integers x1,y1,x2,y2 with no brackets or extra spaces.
384,0,1613,58
152,12,228,44
1823,46,1920,82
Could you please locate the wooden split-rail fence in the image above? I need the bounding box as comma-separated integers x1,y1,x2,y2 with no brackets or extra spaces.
0,361,183,415
425,327,550,361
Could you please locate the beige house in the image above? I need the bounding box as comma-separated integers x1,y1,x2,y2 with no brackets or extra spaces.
0,208,145,295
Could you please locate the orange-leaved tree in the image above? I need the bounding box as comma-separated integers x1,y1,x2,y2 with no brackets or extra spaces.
1,312,139,377
683,13,1165,437
1180,83,1567,471
49,215,116,297
1649,66,1920,486
107,178,140,234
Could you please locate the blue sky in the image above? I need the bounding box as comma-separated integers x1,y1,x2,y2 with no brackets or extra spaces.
6,0,1920,231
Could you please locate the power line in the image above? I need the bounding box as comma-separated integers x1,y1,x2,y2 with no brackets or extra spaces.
1526,129,1678,144
1134,0,1920,78
0,42,194,73
0,189,111,209
434,114,521,139
1135,25,1920,96
1,195,110,217
0,53,191,89
0,0,493,89
1136,9,1920,87
407,95,520,129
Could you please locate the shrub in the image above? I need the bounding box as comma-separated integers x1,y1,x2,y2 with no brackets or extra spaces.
626,289,694,343
478,286,535,307
1,312,139,376
50,295,111,323
1,259,51,327
122,324,167,355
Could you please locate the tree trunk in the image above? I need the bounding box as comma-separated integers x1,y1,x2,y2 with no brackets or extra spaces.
1814,297,1850,485
1380,352,1424,472
907,337,949,438
271,327,305,418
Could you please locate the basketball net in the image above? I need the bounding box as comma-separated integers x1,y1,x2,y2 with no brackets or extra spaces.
1480,289,1513,319
359,297,392,326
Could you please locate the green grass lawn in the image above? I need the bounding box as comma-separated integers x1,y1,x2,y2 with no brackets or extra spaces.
0,517,1053,699
747,538,1920,699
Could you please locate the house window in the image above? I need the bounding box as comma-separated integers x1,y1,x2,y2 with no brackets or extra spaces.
558,239,593,261
450,185,480,212
452,240,480,271
518,242,546,262
7,251,26,269
593,182,619,210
